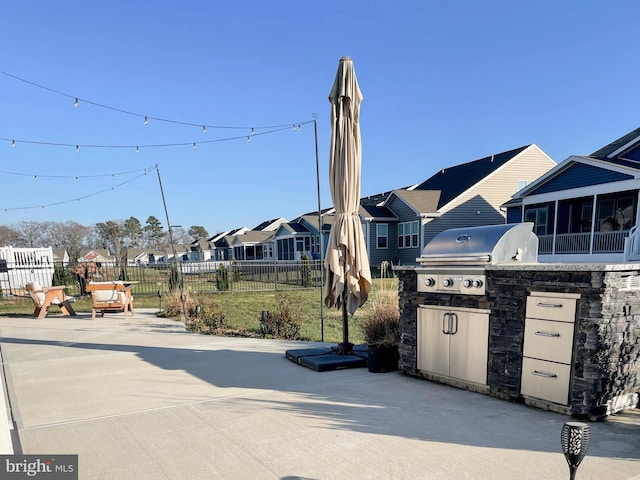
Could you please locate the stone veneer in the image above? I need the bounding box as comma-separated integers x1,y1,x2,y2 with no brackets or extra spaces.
396,264,640,421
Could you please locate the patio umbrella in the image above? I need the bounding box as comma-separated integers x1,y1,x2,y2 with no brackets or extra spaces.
324,56,372,354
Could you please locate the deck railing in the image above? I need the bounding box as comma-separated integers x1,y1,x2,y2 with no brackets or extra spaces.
538,231,628,255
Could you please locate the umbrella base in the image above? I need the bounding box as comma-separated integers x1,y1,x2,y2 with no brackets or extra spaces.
285,345,367,372
336,342,355,355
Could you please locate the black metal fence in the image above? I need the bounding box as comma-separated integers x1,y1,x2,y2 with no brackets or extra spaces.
1,259,325,298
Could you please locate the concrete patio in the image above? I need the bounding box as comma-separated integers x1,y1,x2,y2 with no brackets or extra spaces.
1,309,639,479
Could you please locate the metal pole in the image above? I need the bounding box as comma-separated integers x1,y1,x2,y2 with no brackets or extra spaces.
156,166,187,322
313,114,325,342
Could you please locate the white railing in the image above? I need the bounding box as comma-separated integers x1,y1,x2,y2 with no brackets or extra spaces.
624,226,640,261
555,233,591,253
0,246,55,295
593,231,627,253
538,231,628,256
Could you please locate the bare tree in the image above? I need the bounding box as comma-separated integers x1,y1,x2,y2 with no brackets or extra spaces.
0,225,20,246
15,221,46,247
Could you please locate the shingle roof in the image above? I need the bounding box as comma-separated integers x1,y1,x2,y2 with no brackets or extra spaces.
414,145,530,208
390,189,441,214
359,204,398,219
590,127,640,158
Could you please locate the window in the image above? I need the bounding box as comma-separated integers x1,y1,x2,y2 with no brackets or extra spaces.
376,224,388,249
517,180,531,191
524,206,547,235
398,221,419,248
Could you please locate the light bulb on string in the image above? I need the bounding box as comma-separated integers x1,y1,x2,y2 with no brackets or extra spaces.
193,142,197,150
246,136,251,143
251,128,256,135
136,146,140,153
11,140,15,147
74,98,79,107
202,125,207,134
144,116,149,125
75,145,79,152
75,176,79,181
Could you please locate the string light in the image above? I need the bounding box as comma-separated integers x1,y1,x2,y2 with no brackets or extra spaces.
193,142,197,150
246,136,251,143
251,128,255,135
0,70,312,132
136,146,140,153
202,125,207,134
0,169,156,213
0,124,305,151
0,165,155,180
11,140,15,147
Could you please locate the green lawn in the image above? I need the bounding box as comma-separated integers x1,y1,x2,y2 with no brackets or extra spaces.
0,278,399,344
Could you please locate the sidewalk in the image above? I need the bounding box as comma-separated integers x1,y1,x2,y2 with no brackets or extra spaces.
0,309,638,479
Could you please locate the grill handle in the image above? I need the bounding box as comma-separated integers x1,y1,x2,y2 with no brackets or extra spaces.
535,330,561,338
450,312,458,335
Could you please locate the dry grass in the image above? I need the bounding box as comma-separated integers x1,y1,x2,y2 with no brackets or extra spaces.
361,284,400,346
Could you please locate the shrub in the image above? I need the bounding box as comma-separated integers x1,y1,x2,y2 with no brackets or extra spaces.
168,263,183,292
216,265,230,291
259,292,302,340
186,295,227,334
300,253,311,287
232,259,241,282
362,289,400,346
52,263,75,287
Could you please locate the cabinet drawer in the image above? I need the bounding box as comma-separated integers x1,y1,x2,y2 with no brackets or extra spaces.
526,294,577,323
523,318,574,364
521,357,571,405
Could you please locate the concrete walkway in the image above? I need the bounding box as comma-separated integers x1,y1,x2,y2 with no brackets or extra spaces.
0,309,639,479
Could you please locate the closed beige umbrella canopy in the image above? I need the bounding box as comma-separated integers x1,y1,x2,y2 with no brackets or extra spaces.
324,57,372,342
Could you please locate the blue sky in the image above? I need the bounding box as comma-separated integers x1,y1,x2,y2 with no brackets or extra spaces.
1,1,639,234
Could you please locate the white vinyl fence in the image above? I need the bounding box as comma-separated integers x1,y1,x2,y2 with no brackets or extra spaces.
0,246,55,296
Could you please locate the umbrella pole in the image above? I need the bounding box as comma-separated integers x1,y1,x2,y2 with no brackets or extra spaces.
337,259,354,354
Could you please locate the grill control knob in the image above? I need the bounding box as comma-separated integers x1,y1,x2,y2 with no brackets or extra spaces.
423,277,436,287
463,279,473,288
442,278,454,288
472,279,484,288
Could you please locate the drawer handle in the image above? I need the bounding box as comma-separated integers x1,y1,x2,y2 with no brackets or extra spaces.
532,370,558,378
534,330,561,337
537,302,564,308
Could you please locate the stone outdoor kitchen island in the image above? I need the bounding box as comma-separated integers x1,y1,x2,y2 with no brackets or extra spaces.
395,263,640,421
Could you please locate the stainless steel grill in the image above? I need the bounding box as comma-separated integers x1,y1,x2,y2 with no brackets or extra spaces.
416,222,538,295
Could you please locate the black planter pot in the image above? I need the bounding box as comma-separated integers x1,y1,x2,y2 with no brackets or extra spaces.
367,344,399,373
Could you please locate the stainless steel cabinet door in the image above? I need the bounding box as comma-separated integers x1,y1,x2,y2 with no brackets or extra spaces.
417,306,450,377
449,310,489,385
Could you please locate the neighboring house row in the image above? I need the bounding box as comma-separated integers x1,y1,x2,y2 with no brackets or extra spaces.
186,143,555,267
505,126,640,263
46,126,640,269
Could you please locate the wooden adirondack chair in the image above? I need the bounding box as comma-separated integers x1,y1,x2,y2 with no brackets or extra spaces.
86,281,135,319
25,282,76,319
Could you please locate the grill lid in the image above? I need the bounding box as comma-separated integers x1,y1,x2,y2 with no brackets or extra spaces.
418,222,538,266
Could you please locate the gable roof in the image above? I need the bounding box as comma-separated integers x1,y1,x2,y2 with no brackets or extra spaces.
231,230,274,245
385,189,442,214
590,127,640,159
414,145,530,209
359,204,398,220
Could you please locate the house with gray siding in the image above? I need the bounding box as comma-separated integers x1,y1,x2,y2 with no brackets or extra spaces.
383,144,555,265
505,127,640,263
